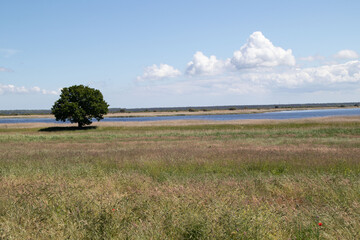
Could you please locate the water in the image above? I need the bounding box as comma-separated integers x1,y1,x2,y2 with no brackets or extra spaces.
1,108,360,124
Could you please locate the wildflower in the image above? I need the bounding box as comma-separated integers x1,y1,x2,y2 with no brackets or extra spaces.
318,222,322,226
112,208,115,211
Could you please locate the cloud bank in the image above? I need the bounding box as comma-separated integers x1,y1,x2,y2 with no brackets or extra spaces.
0,84,59,95
139,60,360,96
334,50,359,59
136,31,360,97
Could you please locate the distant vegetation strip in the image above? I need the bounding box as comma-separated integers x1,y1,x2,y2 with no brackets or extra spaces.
1,102,359,116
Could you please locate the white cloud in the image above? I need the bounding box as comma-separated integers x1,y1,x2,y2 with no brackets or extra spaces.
231,31,296,69
186,51,230,76
185,31,296,76
299,55,325,62
0,84,59,95
137,75,267,96
255,60,360,88
136,31,360,98
333,49,359,59
41,89,59,95
137,60,360,96
137,64,181,81
220,60,360,89
304,60,360,84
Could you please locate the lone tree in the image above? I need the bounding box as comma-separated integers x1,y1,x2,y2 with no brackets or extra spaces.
52,85,109,127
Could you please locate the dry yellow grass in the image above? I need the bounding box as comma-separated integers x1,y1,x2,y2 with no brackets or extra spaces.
1,117,360,239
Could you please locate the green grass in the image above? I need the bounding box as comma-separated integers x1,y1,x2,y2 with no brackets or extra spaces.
1,120,360,239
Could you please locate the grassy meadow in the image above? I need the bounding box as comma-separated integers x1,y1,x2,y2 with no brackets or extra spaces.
1,117,360,239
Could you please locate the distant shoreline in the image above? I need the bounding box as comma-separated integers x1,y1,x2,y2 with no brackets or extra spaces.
0,105,359,119
1,102,359,117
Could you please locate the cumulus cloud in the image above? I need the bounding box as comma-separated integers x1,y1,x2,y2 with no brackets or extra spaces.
231,31,296,69
136,31,360,97
137,64,181,81
217,60,360,89
333,49,359,59
0,84,59,95
185,32,296,76
186,51,230,76
255,60,360,88
303,60,360,84
139,60,360,96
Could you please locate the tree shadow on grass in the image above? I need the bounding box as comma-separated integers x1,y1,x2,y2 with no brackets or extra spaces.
39,126,97,132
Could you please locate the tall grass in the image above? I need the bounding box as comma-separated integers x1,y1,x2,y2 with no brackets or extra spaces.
1,119,360,239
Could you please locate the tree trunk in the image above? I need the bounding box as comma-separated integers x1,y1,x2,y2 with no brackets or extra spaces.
78,122,83,128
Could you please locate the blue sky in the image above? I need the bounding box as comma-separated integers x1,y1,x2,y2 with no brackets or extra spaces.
1,0,360,109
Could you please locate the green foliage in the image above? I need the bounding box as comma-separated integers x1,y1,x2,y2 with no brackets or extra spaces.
51,85,109,127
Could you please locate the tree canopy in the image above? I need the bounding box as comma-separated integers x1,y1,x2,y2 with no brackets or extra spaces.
51,85,109,127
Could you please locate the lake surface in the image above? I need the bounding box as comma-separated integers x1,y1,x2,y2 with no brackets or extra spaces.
1,108,360,124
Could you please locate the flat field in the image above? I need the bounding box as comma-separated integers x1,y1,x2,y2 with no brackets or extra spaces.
1,117,360,239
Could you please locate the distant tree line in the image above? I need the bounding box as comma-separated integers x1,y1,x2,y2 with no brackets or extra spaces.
1,102,359,116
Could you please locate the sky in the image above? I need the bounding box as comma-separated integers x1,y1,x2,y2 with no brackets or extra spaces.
1,0,360,110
